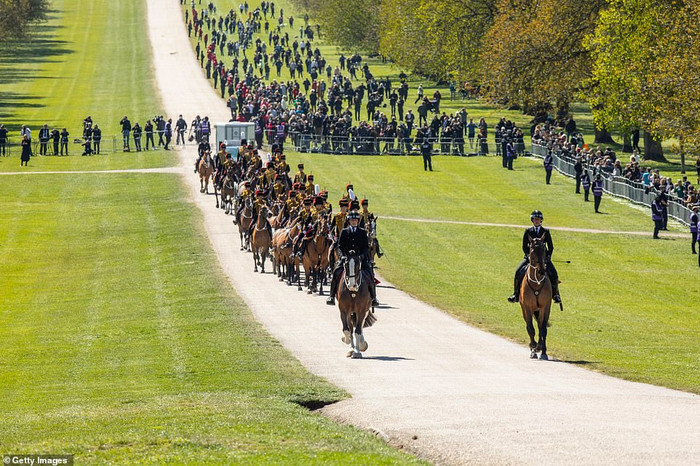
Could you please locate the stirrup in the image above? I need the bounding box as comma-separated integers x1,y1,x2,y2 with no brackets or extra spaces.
507,294,518,303
326,296,335,305
553,294,561,304
371,298,379,307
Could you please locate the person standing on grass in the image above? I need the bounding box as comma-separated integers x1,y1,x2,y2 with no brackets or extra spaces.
145,120,155,150
0,124,8,156
418,127,433,172
581,169,591,202
51,128,60,155
59,128,69,155
466,118,477,149
20,124,31,143
20,134,31,166
414,84,423,104
164,118,173,150
593,174,603,213
38,124,49,156
505,138,515,170
652,194,665,239
544,150,554,184
92,125,101,154
120,116,131,151
133,123,143,152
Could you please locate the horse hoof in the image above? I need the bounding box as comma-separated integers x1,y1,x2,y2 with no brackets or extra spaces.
539,353,549,361
530,351,538,359
351,352,363,359
359,341,368,352
342,331,351,344
346,351,354,358
307,290,312,294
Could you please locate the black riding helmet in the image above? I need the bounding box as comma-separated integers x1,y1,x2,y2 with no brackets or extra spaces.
348,211,360,220
530,210,544,221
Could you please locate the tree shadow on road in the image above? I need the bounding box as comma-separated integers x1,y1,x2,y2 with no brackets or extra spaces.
362,356,414,361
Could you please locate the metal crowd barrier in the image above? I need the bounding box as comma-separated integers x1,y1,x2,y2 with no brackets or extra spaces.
530,143,692,226
281,131,524,157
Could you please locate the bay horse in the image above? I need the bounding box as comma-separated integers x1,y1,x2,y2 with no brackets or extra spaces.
219,174,238,214
237,197,254,251
519,236,552,360
251,205,272,273
367,217,379,264
198,152,214,193
299,217,331,294
336,253,376,359
272,223,299,285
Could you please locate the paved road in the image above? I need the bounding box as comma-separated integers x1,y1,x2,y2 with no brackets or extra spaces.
146,1,700,464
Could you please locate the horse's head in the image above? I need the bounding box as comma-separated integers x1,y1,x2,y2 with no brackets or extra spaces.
368,217,377,239
343,252,363,292
528,235,547,272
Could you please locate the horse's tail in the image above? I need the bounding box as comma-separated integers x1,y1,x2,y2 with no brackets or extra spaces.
363,311,377,328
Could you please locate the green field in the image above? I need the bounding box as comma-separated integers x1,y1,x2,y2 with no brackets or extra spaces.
286,151,700,393
0,0,172,165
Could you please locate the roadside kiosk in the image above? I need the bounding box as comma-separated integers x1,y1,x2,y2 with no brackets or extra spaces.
215,122,255,156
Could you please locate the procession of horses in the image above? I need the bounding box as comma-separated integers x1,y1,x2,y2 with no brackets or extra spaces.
196,141,380,358
196,139,558,360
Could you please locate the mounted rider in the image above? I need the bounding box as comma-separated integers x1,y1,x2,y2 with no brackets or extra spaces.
326,211,379,307
293,163,307,184
508,210,561,304
233,181,252,224
292,197,315,257
248,189,272,237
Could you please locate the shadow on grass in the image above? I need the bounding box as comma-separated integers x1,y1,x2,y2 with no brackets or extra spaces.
556,359,599,365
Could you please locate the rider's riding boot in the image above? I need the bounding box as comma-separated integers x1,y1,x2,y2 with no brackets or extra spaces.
507,293,518,303
369,284,379,307
326,269,340,305
375,239,384,258
551,280,562,303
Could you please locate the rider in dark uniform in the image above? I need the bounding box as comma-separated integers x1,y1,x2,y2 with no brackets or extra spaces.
326,211,379,307
507,210,561,304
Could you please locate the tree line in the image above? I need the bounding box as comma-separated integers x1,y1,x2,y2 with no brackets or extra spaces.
295,0,700,165
0,0,51,41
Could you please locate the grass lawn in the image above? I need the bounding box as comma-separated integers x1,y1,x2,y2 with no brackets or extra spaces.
285,151,700,394
0,0,173,168
0,151,176,172
0,172,422,464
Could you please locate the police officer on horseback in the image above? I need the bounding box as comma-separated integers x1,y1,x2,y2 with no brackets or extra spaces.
326,211,379,307
507,210,561,304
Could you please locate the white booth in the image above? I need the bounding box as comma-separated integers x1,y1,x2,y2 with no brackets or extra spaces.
215,122,255,155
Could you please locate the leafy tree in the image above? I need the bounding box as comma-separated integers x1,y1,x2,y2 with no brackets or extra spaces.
0,0,51,41
299,0,380,53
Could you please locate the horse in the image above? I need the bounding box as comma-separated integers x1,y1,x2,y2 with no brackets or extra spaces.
519,235,552,360
251,205,272,273
237,197,254,251
272,223,300,285
198,152,214,193
299,217,331,294
219,174,238,214
336,253,376,359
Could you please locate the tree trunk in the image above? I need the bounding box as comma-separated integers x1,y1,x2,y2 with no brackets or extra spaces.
594,125,615,144
679,137,686,174
621,133,633,153
643,132,666,162
555,101,570,124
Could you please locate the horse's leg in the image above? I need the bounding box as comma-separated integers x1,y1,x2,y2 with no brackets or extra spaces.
523,307,537,358
253,247,259,272
260,246,266,273
353,311,366,357
539,306,550,360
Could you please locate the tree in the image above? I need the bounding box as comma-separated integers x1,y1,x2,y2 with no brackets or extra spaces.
0,0,51,41
480,0,605,123
587,0,700,163
298,0,381,53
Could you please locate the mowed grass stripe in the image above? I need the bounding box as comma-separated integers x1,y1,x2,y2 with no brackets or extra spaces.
283,151,700,393
0,173,422,463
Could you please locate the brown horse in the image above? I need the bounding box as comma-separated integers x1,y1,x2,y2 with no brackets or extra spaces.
272,223,299,285
336,254,376,358
198,152,214,193
237,197,254,251
218,173,238,214
251,205,272,273
519,236,552,360
299,217,331,294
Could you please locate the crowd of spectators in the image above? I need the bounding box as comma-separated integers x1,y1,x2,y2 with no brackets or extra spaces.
532,119,700,209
